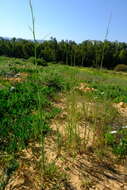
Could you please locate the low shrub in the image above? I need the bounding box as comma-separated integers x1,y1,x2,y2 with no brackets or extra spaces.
28,57,48,66
36,58,48,66
0,81,57,152
114,64,127,72
106,129,127,157
45,71,71,91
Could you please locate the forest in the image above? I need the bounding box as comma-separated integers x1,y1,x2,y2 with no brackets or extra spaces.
0,37,127,69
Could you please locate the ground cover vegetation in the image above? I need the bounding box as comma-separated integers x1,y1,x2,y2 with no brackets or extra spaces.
0,56,127,189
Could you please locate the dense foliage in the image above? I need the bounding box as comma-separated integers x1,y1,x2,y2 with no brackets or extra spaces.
1,37,127,69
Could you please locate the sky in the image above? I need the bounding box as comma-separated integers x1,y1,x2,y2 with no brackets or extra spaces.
0,0,127,43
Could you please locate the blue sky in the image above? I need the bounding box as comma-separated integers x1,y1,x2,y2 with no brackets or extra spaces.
0,0,127,43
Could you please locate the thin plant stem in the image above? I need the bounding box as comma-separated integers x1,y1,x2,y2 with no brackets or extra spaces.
29,0,45,175
29,0,37,65
100,12,112,69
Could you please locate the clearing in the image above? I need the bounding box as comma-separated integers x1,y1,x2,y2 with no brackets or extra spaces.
0,56,127,190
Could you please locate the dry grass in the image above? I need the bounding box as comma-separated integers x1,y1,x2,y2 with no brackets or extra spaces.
4,89,127,190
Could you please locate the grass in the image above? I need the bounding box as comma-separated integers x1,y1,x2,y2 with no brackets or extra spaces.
0,56,127,189
0,57,126,153
50,64,127,158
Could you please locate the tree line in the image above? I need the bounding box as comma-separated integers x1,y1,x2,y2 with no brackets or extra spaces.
0,36,127,69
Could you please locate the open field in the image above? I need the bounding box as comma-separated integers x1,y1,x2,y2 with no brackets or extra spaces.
0,56,127,190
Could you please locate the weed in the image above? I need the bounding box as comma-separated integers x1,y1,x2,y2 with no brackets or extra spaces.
0,80,56,152
0,154,19,190
65,92,82,153
41,162,67,190
106,129,127,157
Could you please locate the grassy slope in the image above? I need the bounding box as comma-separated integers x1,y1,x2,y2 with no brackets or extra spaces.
0,56,127,189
